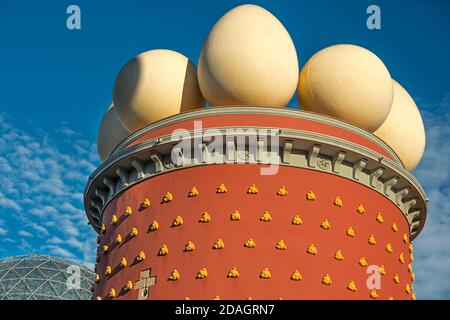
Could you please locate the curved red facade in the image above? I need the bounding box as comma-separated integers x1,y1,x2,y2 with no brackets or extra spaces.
86,108,426,300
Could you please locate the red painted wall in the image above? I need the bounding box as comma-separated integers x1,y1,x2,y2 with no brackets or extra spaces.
94,164,414,300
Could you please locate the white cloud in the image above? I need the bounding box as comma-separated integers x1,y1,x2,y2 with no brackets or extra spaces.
18,230,33,238
413,93,450,299
0,112,98,268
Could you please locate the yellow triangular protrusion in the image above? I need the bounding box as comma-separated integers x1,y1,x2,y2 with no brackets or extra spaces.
136,251,146,262
244,238,256,248
169,269,180,281
368,234,377,245
385,243,394,253
109,288,116,298
162,192,173,203
409,244,413,253
102,245,109,253
115,234,122,244
260,268,271,279
334,250,344,261
410,253,414,261
197,268,208,279
150,220,159,231
306,191,316,201
188,186,199,197
359,257,368,267
120,257,127,267
100,224,106,234
393,274,400,284
411,293,416,300
379,265,386,276
405,284,412,294
217,183,227,193
291,270,302,281
320,219,331,230
346,226,356,237
105,266,112,276
403,233,409,244
213,239,225,249
356,204,365,214
322,274,332,285
199,212,211,223
307,244,318,255
277,186,288,196
95,274,100,283
370,289,379,299
260,211,272,222
111,215,118,225
130,227,138,237
399,253,405,264
391,222,398,232
347,281,357,292
172,216,183,227
126,280,133,291
230,210,241,221
408,264,412,273
247,184,259,194
125,206,133,217
292,215,302,225
213,295,220,300
376,212,384,223
142,198,151,208
227,267,239,278
185,241,195,252
276,240,287,250
411,272,415,282
334,196,343,207
158,244,169,256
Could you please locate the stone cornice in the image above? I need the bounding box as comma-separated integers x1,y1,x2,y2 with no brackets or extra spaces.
85,125,427,240
110,106,403,165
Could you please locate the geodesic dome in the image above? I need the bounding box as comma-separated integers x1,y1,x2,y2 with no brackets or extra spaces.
0,254,94,300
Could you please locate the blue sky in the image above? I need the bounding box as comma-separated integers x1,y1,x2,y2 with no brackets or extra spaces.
0,0,449,299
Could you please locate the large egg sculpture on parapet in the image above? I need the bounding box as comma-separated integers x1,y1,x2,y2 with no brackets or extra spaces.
298,44,393,132
198,4,299,107
113,49,205,132
374,80,426,171
97,104,130,162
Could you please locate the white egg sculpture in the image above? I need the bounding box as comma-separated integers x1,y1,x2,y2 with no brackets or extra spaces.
374,80,426,171
198,4,299,107
97,104,130,162
113,49,205,132
298,44,393,132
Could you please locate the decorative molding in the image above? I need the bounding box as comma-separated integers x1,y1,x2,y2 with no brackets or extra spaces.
84,126,427,240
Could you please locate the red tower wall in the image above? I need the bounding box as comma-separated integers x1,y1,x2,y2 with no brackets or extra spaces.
94,164,414,300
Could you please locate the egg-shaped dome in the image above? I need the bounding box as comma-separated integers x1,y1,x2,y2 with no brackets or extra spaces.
198,4,299,107
113,49,205,132
298,44,393,132
0,254,94,300
373,80,426,171
97,104,130,162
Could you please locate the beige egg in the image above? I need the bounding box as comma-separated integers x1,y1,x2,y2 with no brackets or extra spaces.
298,44,393,132
374,80,426,171
113,49,205,132
198,4,299,107
97,104,130,162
